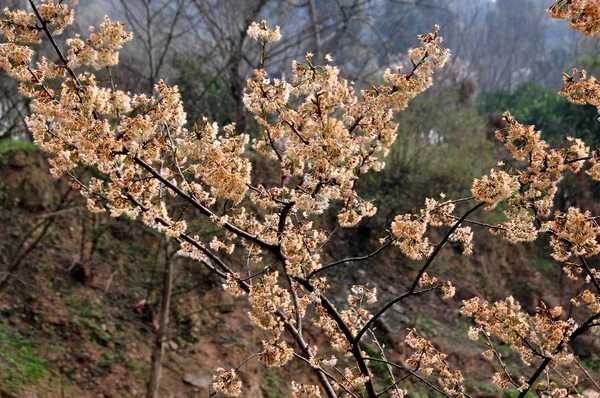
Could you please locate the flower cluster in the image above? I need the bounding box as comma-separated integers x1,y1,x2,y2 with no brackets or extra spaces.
390,214,431,260
496,207,538,243
559,67,600,116
419,272,438,287
549,0,600,36
259,338,294,367
67,16,133,68
389,194,479,261
539,388,572,398
449,226,473,255
462,297,576,368
291,382,322,397
347,285,377,306
181,119,251,205
0,43,33,81
440,280,456,299
223,273,245,297
471,110,592,253
1,8,41,43
247,20,281,43
242,23,448,228
494,113,569,218
472,169,520,210
339,285,378,339
248,272,291,333
543,207,600,262
335,367,371,394
588,152,600,181
495,112,547,162
312,304,351,352
463,297,535,365
405,329,466,396
418,273,455,298
243,69,290,114
212,368,242,397
422,196,455,226
281,221,327,277
571,289,600,313
415,25,451,67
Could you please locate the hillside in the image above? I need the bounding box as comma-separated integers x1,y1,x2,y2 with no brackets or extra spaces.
1,140,598,397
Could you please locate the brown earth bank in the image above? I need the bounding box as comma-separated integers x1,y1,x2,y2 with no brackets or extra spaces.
0,143,599,397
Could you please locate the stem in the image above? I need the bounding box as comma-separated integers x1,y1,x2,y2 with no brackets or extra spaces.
309,236,395,279
517,311,600,398
354,202,484,343
363,357,453,398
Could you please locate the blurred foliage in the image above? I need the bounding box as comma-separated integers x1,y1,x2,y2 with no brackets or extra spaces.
360,90,495,227
479,82,600,212
578,36,600,76
0,139,38,161
171,56,237,127
478,81,600,146
172,55,263,141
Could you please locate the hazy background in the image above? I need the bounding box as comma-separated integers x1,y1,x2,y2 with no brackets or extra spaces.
0,0,588,140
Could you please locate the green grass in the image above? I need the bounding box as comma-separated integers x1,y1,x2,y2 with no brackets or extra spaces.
0,325,49,393
126,242,142,258
127,359,141,371
126,359,148,379
266,373,282,398
527,252,553,274
65,293,112,346
99,352,117,368
0,140,38,165
581,357,600,371
0,139,38,156
504,389,537,397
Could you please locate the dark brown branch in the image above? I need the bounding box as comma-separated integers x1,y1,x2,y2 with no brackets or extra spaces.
294,277,377,397
517,311,600,398
353,202,485,343
408,202,485,293
292,353,358,398
278,201,295,237
131,154,277,252
363,357,453,398
308,236,395,278
578,255,600,294
353,285,439,344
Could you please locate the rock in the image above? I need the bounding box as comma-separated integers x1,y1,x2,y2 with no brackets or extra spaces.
167,340,178,351
220,293,236,311
46,350,60,362
583,390,600,398
182,370,212,389
386,286,399,296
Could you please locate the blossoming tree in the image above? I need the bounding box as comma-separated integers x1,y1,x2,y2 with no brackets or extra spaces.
1,0,600,396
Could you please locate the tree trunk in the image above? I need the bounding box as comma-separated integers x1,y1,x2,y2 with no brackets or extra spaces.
146,238,174,398
229,55,248,134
